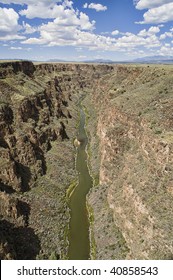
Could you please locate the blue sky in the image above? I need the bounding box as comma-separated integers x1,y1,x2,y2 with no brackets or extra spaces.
0,0,173,61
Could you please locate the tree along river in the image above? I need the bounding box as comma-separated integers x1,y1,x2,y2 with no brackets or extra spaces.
68,106,93,260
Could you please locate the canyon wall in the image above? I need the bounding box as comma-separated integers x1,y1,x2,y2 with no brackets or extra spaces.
0,61,173,259
87,65,173,259
0,61,114,259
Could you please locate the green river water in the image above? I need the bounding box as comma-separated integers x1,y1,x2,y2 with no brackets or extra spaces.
68,106,93,260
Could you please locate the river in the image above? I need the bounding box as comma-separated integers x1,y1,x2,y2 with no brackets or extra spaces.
68,105,93,260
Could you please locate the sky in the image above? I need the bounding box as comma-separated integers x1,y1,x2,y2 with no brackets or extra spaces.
0,0,173,61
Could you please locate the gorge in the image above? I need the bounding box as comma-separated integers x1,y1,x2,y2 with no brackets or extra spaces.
0,61,173,260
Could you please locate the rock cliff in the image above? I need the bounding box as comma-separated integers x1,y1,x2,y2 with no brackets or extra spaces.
0,61,173,260
0,61,114,259
87,65,173,259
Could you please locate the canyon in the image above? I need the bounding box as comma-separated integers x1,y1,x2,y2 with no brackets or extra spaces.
0,61,173,260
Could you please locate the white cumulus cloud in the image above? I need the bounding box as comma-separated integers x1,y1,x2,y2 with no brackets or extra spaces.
10,46,22,49
23,22,38,34
135,1,173,24
0,7,25,40
138,26,160,37
160,29,173,40
22,21,161,53
0,0,61,5
1,0,170,58
111,30,119,36
83,3,107,12
20,2,65,19
0,8,19,33
135,0,173,10
139,3,173,24
159,45,173,56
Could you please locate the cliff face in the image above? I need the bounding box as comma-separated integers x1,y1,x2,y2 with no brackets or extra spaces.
0,61,173,260
0,61,114,259
0,62,70,191
87,65,173,259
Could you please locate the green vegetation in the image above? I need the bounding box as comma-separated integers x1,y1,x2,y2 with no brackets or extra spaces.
87,203,97,260
49,251,59,260
66,180,78,200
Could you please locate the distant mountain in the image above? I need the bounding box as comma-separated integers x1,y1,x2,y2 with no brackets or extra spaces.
1,56,173,64
47,59,67,62
133,56,173,63
83,59,114,64
47,58,117,64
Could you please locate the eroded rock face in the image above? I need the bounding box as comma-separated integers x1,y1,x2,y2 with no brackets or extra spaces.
87,65,173,259
0,62,114,194
0,61,115,259
0,192,26,225
0,61,173,260
0,61,35,78
0,192,32,259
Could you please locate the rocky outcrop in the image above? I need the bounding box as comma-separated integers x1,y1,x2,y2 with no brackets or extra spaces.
0,192,26,226
0,61,35,78
0,192,32,259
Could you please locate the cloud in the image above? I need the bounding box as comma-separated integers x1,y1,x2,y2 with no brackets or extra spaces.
78,55,87,59
159,45,173,56
138,26,160,37
10,46,22,49
21,2,95,46
135,0,173,10
22,22,161,53
83,3,107,12
23,22,38,34
10,46,32,51
0,0,169,58
0,0,61,5
83,3,88,9
0,7,25,40
112,30,119,36
1,1,75,20
21,9,96,47
18,0,95,34
0,7,19,33
20,2,66,19
136,2,173,24
140,3,173,24
160,29,173,40
22,23,95,47
113,33,160,49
